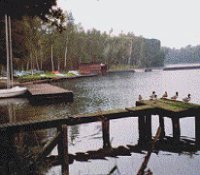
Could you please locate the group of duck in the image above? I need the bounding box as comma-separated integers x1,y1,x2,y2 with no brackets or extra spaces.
138,91,191,103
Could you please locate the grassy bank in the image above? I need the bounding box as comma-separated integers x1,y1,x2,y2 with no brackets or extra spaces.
108,64,135,71
17,72,78,83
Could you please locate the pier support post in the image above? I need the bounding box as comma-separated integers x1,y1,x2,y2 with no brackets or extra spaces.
172,118,180,142
145,115,152,141
159,115,165,139
57,125,69,175
195,116,200,147
138,116,146,144
102,119,111,148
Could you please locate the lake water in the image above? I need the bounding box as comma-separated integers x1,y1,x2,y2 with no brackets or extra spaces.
0,69,200,175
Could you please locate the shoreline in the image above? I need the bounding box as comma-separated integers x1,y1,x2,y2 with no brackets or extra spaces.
163,65,200,71
0,67,163,87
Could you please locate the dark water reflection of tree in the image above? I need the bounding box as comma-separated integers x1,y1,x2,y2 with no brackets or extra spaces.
0,127,51,175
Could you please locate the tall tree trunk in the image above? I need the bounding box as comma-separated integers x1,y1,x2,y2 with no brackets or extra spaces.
64,35,68,71
1,65,5,76
51,45,55,71
26,61,29,71
40,58,43,71
30,52,33,75
35,51,40,70
21,64,24,71
57,58,60,72
128,38,133,67
40,47,43,70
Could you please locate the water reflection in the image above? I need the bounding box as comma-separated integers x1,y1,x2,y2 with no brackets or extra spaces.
0,98,72,124
0,70,200,174
1,114,199,175
43,116,199,175
0,129,50,175
69,125,79,146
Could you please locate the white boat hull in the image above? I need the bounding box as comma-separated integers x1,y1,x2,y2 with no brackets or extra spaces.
0,86,27,98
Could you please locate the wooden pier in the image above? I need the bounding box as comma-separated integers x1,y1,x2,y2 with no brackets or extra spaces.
0,99,200,174
26,83,73,104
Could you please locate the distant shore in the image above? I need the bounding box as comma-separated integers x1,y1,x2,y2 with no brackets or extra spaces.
163,65,200,71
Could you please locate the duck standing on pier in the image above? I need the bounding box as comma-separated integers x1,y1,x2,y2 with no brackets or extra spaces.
183,94,191,103
149,91,156,100
138,95,143,101
162,91,168,99
171,92,178,100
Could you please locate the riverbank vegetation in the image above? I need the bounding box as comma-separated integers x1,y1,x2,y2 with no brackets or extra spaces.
0,11,165,73
164,45,200,64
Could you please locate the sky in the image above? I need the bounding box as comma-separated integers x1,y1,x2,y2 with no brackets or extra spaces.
57,0,200,49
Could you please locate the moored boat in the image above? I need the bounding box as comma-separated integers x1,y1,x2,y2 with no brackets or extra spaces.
0,86,27,98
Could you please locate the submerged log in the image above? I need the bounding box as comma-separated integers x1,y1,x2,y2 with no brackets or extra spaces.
136,127,161,175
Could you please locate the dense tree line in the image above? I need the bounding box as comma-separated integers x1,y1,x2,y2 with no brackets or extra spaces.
164,45,200,64
0,13,165,72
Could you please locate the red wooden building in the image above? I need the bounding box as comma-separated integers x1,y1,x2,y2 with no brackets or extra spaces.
79,63,107,75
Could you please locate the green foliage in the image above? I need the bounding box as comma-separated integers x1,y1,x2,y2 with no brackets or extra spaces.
0,11,165,71
0,0,65,31
164,45,200,64
139,38,164,67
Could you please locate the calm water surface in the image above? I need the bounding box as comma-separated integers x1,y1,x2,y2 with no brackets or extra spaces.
0,69,200,175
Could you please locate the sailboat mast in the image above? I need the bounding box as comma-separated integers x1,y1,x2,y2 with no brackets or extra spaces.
8,16,13,87
5,14,11,89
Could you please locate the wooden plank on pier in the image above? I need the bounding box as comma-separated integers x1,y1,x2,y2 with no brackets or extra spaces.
27,83,71,95
26,83,73,103
125,105,155,114
0,99,200,133
0,106,155,133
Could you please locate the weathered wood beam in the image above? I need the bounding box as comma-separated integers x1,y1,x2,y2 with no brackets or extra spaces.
0,100,200,134
138,116,146,143
35,132,61,162
145,115,152,141
159,115,165,139
172,118,180,142
0,109,132,133
102,119,111,148
0,117,69,133
58,125,69,175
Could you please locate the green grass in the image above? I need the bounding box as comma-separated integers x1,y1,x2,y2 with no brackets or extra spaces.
18,73,54,82
126,105,155,111
140,99,200,112
18,72,78,82
65,72,77,77
109,64,135,71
